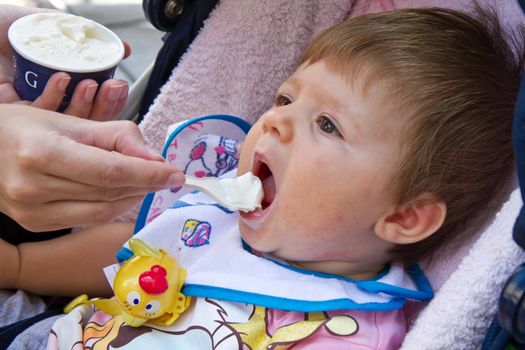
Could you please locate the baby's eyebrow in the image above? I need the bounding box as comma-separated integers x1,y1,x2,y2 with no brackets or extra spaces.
281,76,301,91
324,96,369,141
313,86,351,117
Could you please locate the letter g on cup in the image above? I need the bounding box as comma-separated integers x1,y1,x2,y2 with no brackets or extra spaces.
25,71,38,89
12,51,48,101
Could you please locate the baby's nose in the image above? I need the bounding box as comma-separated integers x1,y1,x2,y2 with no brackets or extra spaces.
261,110,294,143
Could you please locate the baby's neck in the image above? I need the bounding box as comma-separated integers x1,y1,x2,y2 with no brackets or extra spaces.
287,260,387,280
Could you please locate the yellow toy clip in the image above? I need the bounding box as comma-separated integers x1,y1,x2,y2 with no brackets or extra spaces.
65,238,191,327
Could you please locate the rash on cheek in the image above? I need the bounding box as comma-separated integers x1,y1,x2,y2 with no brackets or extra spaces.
333,211,346,224
315,202,346,224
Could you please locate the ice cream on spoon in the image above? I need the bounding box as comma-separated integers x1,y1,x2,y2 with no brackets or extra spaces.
184,172,263,212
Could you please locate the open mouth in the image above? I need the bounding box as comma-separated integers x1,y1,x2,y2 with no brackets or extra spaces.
253,157,276,210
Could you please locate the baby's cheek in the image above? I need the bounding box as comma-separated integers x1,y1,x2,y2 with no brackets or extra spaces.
358,180,383,200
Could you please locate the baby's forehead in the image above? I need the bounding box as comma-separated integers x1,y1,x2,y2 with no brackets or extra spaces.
342,84,409,145
354,84,413,146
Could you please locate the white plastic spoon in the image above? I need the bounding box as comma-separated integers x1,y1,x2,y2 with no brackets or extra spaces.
185,172,263,212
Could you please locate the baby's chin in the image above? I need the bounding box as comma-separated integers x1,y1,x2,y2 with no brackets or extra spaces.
238,228,259,251
237,224,254,247
237,225,273,256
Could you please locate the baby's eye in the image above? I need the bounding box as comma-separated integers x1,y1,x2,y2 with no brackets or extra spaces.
274,94,292,107
317,115,341,136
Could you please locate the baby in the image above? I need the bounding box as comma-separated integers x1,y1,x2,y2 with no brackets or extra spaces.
2,7,524,350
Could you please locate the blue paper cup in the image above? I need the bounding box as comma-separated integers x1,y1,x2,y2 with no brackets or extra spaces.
8,13,125,109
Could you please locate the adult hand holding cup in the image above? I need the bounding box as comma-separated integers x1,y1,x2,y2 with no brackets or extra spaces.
8,12,125,110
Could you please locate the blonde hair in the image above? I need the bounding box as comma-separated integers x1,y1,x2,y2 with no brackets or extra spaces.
301,8,524,263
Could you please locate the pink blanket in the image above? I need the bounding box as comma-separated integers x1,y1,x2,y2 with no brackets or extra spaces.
132,0,525,348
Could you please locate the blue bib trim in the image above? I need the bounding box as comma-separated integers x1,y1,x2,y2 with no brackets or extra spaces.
180,261,432,312
182,284,407,312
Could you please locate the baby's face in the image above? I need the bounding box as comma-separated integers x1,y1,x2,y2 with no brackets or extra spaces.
237,61,405,277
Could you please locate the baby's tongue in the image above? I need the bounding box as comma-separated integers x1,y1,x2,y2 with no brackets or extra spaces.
262,175,276,206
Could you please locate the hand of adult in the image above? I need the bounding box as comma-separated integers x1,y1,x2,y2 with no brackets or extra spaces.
0,104,185,231
0,5,131,121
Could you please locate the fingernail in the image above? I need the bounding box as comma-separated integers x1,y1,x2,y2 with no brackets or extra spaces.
59,77,71,91
168,172,185,186
84,84,98,102
108,84,126,102
119,85,129,100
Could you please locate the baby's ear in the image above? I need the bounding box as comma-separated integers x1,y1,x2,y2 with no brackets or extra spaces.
374,194,446,244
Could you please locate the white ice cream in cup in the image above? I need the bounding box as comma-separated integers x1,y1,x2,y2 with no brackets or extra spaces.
8,12,125,109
